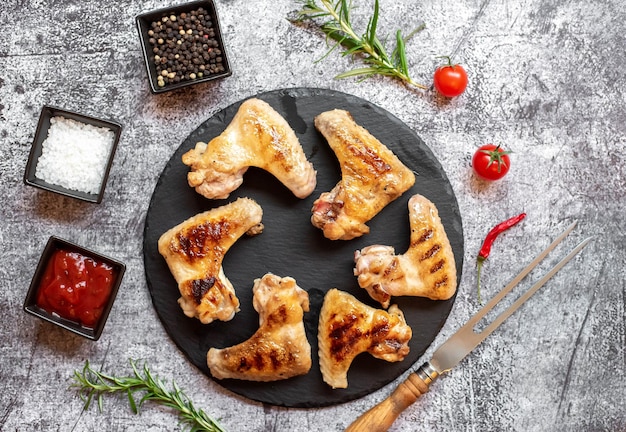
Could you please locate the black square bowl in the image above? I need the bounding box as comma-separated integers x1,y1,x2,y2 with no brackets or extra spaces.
136,0,232,94
23,106,122,204
23,236,126,341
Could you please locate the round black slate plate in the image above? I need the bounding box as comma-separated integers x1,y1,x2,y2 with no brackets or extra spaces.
142,88,464,408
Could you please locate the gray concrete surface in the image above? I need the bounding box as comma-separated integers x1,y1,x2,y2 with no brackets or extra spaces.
1,0,625,431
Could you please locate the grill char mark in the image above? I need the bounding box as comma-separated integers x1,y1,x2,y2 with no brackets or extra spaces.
190,277,216,304
175,219,231,262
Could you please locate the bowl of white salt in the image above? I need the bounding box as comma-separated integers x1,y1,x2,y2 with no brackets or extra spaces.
24,106,122,203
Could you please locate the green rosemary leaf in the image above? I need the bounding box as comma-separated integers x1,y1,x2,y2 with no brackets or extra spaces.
82,391,93,410
366,0,379,46
335,67,380,79
370,36,390,63
344,44,366,57
315,39,342,63
395,30,408,76
127,389,138,414
339,0,352,28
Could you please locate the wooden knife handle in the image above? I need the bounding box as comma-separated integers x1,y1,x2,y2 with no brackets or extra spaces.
345,372,430,432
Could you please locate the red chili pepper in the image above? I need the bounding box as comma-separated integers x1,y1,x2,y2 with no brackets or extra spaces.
476,212,526,303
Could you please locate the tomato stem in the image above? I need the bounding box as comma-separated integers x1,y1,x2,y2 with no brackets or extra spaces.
479,145,512,173
436,55,454,67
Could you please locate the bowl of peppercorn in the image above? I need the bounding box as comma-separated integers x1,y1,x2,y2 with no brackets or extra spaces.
136,0,232,93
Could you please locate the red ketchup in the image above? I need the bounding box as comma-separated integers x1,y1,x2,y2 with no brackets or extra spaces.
36,249,115,328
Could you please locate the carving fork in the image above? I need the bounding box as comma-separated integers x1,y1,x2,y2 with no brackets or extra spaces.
346,221,592,432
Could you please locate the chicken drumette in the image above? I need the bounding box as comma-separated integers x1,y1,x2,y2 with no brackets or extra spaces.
311,109,415,240
354,194,457,308
158,197,264,324
182,98,317,200
207,273,312,381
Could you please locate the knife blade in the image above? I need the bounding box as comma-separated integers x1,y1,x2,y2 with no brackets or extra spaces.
345,221,591,432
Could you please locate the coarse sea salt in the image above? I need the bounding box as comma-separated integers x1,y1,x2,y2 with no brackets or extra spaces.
35,116,114,195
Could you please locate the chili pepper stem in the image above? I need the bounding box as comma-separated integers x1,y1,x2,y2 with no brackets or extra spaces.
476,256,485,304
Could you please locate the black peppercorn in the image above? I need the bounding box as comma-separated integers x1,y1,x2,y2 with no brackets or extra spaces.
146,5,227,88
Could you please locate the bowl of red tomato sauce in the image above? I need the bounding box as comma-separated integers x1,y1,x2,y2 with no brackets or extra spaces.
24,236,126,340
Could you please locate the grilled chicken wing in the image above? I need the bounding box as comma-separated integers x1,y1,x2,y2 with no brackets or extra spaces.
182,98,317,200
311,109,415,240
158,198,264,324
207,273,312,381
354,194,457,308
318,288,412,389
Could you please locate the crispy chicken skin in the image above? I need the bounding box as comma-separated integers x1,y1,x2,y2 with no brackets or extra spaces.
354,194,457,308
182,98,317,200
311,109,415,240
158,198,264,324
207,273,312,381
318,288,412,389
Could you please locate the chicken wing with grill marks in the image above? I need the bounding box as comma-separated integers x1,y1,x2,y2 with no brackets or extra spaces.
354,194,457,308
182,98,317,200
207,273,312,381
318,288,412,389
158,197,263,324
311,109,415,240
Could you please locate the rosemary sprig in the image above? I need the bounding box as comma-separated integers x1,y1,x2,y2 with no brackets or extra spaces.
72,359,226,432
292,0,427,89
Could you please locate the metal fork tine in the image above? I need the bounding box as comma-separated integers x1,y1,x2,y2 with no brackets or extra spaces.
480,236,592,338
465,221,578,329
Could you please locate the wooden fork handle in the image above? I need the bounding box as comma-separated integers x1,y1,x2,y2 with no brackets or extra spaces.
345,371,430,432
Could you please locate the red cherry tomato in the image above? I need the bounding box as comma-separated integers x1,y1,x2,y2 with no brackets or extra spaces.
472,144,511,181
433,63,468,97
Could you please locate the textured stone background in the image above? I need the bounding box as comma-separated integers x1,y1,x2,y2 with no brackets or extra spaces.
1,0,625,431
